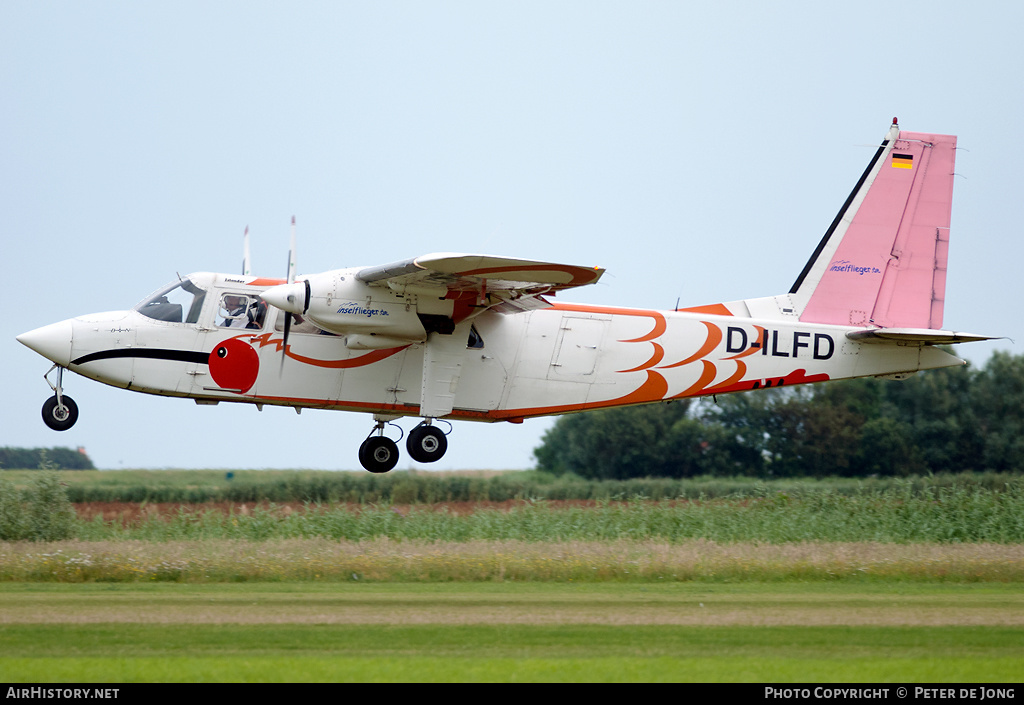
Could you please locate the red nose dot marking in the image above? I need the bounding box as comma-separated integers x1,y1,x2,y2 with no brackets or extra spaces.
208,338,259,393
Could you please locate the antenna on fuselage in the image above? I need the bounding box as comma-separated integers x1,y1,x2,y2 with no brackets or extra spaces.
286,216,297,285
242,225,251,276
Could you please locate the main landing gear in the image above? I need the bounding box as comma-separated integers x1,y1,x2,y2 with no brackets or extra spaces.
358,416,450,473
407,423,448,463
40,365,79,432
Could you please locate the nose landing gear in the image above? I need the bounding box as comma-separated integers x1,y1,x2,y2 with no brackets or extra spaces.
357,417,451,472
40,365,79,432
43,395,78,431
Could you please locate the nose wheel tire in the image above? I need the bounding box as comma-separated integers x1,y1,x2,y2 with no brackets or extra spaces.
359,436,400,473
406,424,448,463
42,395,78,432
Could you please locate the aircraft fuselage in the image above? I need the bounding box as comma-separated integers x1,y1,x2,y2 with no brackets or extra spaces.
19,271,962,427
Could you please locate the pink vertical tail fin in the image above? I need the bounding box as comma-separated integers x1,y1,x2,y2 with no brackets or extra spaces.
791,121,957,329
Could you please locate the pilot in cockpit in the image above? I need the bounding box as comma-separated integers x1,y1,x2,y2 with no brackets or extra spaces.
218,294,264,329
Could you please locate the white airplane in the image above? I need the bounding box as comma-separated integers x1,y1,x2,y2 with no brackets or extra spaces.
18,120,995,472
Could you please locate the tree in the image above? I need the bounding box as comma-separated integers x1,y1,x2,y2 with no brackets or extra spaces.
535,400,713,479
970,351,1024,471
707,384,870,477
0,447,94,471
532,351,1024,478
877,363,980,473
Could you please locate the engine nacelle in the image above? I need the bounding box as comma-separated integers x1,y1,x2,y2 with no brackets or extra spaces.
262,270,429,343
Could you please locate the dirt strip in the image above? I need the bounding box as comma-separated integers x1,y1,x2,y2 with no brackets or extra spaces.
1,538,1023,626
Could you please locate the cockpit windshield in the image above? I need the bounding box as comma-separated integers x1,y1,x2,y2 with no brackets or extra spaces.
135,278,207,324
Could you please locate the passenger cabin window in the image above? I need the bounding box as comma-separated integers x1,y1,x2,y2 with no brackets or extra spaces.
467,325,484,349
217,293,266,329
136,279,206,324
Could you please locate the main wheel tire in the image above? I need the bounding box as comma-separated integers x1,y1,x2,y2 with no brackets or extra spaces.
406,425,447,463
359,436,400,473
42,395,78,432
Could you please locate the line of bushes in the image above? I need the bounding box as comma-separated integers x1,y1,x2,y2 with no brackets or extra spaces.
59,470,1023,505
50,481,1024,544
4,471,1024,544
0,472,77,541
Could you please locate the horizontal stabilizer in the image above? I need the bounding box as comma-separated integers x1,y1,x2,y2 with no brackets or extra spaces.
845,328,999,345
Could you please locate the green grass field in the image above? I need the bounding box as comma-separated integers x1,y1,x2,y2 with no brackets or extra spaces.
2,470,1022,682
1,582,1021,682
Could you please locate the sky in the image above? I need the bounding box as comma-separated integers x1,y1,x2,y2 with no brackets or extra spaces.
3,0,1022,471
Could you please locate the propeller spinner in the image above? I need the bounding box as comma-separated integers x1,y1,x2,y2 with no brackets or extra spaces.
260,280,310,317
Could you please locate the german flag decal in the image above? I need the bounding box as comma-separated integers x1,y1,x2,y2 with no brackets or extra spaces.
892,153,913,169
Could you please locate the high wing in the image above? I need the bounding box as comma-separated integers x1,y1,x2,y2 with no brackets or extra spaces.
356,253,605,312
259,252,605,349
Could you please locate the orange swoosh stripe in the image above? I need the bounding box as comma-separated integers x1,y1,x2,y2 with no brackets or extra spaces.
485,370,669,419
249,333,409,368
676,303,733,316
457,263,602,287
550,303,667,343
617,342,664,373
285,345,409,369
660,321,721,369
705,360,747,393
674,360,718,397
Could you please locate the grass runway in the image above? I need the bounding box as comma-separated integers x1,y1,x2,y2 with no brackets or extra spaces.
2,473,1022,681
2,582,1022,682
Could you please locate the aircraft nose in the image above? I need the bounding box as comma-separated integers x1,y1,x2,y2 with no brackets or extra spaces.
17,319,74,366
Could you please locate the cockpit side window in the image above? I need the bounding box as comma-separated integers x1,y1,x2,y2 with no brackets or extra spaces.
136,279,207,324
217,293,267,330
467,324,484,349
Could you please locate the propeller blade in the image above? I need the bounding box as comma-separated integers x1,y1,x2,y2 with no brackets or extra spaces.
274,215,300,376
280,311,291,376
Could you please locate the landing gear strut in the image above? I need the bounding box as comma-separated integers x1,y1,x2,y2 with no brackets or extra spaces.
41,365,78,431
